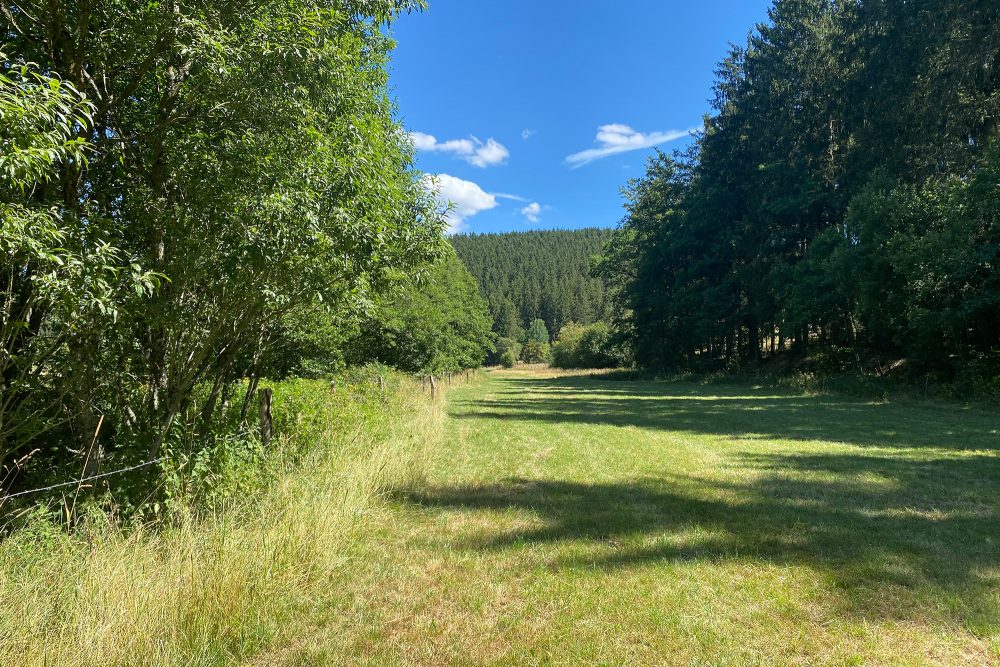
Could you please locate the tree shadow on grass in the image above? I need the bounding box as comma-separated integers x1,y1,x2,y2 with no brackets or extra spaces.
414,374,1000,625
401,451,1000,624
455,375,1000,451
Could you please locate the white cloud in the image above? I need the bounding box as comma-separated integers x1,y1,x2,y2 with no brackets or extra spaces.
521,129,535,140
520,202,543,223
409,131,509,168
410,131,474,155
468,138,509,168
494,192,529,202
565,124,693,168
422,173,498,234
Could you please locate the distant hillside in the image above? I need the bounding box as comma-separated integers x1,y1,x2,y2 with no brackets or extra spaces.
450,228,613,340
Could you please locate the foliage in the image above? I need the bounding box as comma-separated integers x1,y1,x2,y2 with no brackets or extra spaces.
550,321,619,369
345,252,494,373
526,318,550,345
452,228,612,337
0,59,157,471
520,339,549,364
260,301,359,379
1,2,444,503
601,0,1000,379
496,337,521,368
0,0,444,495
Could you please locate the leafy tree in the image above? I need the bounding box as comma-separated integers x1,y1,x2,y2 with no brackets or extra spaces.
2,2,445,494
520,340,549,364
550,322,587,369
496,337,521,368
0,59,158,471
550,322,618,369
345,252,494,373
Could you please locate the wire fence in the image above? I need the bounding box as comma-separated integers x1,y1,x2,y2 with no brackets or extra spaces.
0,372,475,506
0,457,168,503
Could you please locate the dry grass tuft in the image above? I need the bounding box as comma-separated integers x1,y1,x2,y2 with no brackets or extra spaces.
0,377,444,667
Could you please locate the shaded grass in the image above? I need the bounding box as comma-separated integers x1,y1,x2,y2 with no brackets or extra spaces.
271,369,999,666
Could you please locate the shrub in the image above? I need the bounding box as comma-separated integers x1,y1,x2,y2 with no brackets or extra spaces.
496,337,521,368
500,349,519,368
520,340,550,364
550,321,619,368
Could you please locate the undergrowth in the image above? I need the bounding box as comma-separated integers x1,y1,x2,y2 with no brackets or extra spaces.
0,371,443,667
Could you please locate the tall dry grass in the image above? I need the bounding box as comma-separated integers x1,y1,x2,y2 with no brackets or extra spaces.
0,376,443,667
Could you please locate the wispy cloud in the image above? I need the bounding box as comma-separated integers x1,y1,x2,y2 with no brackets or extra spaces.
520,202,543,223
422,173,498,234
410,131,510,168
494,192,529,202
565,124,693,168
521,129,535,140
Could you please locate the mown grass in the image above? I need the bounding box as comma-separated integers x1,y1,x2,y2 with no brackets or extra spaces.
0,375,443,667
3,368,996,666
261,367,1000,666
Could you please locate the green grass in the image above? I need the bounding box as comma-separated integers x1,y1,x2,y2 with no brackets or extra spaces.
0,376,443,667
3,368,997,666
265,368,1000,666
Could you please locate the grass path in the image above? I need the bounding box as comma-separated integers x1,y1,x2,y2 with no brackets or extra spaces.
263,368,1000,666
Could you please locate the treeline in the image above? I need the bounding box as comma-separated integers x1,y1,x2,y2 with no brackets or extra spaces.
601,0,999,384
452,228,612,339
1,2,490,506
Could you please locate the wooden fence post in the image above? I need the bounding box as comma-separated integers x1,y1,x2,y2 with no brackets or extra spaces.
430,375,437,399
378,375,385,392
258,387,273,447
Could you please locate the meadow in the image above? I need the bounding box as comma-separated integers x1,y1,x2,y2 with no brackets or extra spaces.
2,368,997,666
277,368,999,666
0,376,443,667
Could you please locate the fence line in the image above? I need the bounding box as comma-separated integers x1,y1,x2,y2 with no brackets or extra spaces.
0,457,168,503
3,372,468,505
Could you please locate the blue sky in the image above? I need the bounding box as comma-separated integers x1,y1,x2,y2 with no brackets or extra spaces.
388,1,772,234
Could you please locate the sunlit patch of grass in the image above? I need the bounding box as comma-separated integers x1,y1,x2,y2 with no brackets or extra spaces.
288,368,999,666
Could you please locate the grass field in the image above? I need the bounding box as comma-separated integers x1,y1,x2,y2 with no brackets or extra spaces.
0,376,443,667
265,367,1000,666
4,369,997,666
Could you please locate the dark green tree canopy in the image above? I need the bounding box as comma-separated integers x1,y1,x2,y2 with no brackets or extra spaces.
451,228,612,338
600,0,1000,381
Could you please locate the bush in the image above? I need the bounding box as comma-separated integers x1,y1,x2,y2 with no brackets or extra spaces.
496,337,521,368
520,340,550,364
550,321,619,368
500,349,519,368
